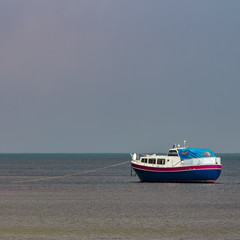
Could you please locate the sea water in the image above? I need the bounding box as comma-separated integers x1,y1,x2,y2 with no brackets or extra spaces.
0,153,239,240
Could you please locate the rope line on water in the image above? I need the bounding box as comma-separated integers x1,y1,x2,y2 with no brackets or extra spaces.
12,160,129,183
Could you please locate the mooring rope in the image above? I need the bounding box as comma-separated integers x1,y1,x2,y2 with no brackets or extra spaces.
12,160,129,183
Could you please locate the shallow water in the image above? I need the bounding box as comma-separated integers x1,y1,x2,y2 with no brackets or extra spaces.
0,153,239,239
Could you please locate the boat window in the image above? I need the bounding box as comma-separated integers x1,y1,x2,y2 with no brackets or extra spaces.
157,159,165,165
167,150,178,156
203,152,212,157
141,158,147,163
148,159,156,164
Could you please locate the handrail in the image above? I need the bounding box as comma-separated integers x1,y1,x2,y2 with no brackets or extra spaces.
172,160,183,167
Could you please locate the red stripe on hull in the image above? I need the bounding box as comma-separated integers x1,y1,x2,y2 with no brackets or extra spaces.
131,163,222,172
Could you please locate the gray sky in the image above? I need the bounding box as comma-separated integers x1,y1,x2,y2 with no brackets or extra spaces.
0,0,240,153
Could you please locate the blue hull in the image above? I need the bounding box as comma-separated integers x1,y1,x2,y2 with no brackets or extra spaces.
133,168,222,183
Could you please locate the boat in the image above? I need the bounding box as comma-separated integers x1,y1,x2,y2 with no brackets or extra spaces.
131,141,222,183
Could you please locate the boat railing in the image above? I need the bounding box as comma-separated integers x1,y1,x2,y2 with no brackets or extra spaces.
172,159,183,167
131,153,153,161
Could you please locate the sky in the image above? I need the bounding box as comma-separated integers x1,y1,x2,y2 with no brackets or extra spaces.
0,0,240,153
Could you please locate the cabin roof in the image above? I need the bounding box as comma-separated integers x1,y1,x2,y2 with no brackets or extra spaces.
177,148,215,160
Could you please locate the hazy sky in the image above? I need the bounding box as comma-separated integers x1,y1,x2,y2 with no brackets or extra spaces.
0,0,240,153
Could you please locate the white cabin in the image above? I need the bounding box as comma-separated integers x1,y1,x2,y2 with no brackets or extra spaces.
131,146,221,168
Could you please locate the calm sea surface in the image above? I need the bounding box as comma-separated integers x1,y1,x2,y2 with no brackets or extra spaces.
0,153,239,240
